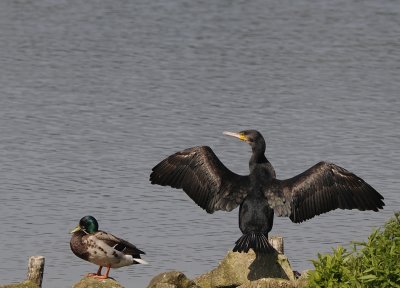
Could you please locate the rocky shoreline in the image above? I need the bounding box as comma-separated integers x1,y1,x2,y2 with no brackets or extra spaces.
71,249,308,288
146,249,308,288
1,239,309,288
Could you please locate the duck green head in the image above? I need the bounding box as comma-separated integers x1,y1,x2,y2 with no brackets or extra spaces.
70,215,99,234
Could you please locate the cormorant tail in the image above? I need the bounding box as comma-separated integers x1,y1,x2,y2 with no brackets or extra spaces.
233,232,275,253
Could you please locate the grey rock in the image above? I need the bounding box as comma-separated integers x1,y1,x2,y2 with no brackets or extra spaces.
72,277,125,288
194,250,296,288
147,271,200,288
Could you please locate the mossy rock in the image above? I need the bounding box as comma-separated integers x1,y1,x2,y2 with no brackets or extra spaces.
0,281,39,288
147,271,200,288
72,277,125,288
238,278,307,288
194,250,296,288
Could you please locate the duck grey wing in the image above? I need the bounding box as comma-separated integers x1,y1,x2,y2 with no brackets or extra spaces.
265,161,385,223
95,231,145,255
150,146,250,213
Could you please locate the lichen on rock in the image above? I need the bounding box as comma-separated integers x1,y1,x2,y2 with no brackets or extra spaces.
72,277,125,288
147,271,199,288
147,249,308,288
194,250,296,288
0,281,40,288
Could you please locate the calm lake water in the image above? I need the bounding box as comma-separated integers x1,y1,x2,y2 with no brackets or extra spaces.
0,0,399,287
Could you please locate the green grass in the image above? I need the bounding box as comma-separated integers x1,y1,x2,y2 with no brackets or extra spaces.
307,212,400,288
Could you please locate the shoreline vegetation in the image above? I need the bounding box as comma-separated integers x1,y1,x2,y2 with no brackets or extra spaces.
307,212,400,288
1,213,398,288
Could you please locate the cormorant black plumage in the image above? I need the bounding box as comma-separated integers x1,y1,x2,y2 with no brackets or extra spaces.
150,130,385,253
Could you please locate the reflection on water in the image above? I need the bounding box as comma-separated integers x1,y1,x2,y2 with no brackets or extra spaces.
0,0,399,287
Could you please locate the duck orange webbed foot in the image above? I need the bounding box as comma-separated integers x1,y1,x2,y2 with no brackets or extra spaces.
85,266,103,277
90,265,111,280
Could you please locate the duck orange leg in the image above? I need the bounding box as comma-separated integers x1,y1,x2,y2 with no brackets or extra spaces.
93,265,111,279
86,266,102,277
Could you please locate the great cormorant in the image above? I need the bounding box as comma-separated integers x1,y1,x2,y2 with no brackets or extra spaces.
150,130,384,253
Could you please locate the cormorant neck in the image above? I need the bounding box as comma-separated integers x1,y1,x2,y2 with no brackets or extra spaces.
249,142,268,168
250,152,268,167
249,148,275,179
250,140,266,163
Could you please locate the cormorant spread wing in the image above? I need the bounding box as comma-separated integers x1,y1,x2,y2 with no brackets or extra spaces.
266,161,384,223
150,146,250,213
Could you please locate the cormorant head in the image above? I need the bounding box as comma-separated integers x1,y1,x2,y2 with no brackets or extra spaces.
223,130,266,153
70,215,99,234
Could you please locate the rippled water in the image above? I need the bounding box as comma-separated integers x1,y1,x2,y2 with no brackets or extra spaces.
0,1,399,287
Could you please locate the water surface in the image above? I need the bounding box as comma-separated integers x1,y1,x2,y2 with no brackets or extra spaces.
0,1,399,287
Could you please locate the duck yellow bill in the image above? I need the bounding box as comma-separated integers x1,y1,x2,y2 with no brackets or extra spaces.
223,131,247,141
70,225,81,234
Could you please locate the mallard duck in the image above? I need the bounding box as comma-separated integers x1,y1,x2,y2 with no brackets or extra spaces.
70,215,147,279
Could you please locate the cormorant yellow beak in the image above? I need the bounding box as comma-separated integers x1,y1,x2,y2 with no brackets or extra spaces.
223,131,248,142
70,225,82,234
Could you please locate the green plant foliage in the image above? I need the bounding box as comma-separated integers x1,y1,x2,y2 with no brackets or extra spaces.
307,212,400,288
